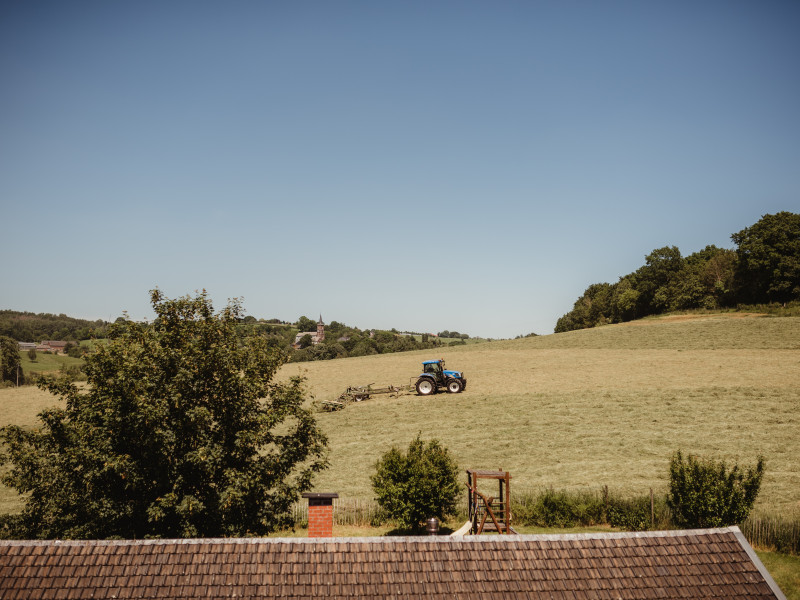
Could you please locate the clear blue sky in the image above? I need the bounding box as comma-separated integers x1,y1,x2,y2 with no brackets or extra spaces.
2,1,798,338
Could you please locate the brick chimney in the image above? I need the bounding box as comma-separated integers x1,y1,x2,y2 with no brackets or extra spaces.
301,493,338,538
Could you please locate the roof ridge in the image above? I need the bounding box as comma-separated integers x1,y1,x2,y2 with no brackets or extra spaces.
0,526,741,547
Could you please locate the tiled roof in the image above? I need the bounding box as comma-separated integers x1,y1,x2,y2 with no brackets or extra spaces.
0,527,785,599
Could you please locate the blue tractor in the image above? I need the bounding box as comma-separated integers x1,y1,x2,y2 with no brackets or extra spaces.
414,359,467,395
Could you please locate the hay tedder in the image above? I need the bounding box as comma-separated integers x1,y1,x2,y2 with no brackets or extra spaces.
321,383,411,411
321,358,466,411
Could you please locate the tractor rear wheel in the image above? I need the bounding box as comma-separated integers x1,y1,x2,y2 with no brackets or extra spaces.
416,378,436,395
446,379,462,393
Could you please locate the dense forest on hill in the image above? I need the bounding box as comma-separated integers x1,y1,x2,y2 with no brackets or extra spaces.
236,319,471,364
288,323,466,363
556,212,800,333
0,309,472,372
0,312,109,343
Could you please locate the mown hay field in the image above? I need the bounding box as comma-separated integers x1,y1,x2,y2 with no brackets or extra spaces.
281,314,800,516
1,314,798,517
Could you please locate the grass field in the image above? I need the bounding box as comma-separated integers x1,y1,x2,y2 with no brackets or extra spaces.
279,314,800,516
758,550,800,600
1,313,798,520
18,351,84,376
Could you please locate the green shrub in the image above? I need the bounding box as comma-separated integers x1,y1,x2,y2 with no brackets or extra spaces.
514,489,605,528
512,488,673,531
0,514,24,540
371,435,460,532
60,365,86,382
668,450,764,528
606,495,669,531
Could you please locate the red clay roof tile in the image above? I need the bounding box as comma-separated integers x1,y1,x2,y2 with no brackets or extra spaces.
0,528,787,599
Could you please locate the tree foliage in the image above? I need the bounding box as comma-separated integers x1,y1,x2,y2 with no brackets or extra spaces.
371,435,460,531
288,328,453,363
297,333,314,350
0,336,22,385
635,246,684,313
732,211,800,304
0,290,327,539
556,212,800,332
670,246,737,310
667,450,764,529
0,311,108,343
295,316,318,333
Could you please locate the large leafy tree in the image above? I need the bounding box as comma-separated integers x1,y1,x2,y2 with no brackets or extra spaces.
554,283,615,333
633,246,684,313
611,276,640,322
667,246,737,311
0,336,22,385
731,211,800,303
0,290,327,539
295,316,317,333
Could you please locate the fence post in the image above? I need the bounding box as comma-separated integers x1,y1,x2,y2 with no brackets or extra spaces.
650,488,654,527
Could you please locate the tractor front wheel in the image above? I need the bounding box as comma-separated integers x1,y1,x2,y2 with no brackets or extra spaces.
446,379,463,393
416,378,436,396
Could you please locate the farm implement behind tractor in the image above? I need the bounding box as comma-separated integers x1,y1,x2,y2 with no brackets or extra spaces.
321,383,411,411
321,358,467,411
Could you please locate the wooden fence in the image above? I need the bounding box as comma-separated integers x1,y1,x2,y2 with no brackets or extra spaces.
290,496,799,555
740,514,800,554
292,498,386,527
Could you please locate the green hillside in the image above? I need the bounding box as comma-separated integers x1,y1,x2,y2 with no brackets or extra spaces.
280,314,800,515
2,313,798,518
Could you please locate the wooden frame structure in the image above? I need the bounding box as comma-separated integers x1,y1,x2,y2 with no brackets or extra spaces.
466,469,516,534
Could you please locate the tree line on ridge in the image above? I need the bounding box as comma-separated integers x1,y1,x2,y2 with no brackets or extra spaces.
555,211,800,333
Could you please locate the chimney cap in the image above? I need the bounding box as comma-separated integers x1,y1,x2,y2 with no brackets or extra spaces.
302,492,339,499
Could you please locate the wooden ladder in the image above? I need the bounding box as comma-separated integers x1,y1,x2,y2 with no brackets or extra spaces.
466,469,516,535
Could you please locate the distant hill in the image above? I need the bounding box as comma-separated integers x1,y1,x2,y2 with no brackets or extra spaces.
0,309,477,363
0,311,109,343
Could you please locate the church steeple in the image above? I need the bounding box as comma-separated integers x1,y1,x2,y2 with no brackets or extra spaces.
317,315,325,342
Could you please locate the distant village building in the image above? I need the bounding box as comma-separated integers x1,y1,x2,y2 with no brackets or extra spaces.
292,316,325,349
17,341,71,354
40,341,71,353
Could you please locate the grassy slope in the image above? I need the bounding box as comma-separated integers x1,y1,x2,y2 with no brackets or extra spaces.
19,352,83,375
1,314,798,518
280,314,800,516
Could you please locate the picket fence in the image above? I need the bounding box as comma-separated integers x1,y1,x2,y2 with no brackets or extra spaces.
740,514,800,555
292,498,385,527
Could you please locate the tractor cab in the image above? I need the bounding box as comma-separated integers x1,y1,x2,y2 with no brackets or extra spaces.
415,359,467,396
422,360,444,381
